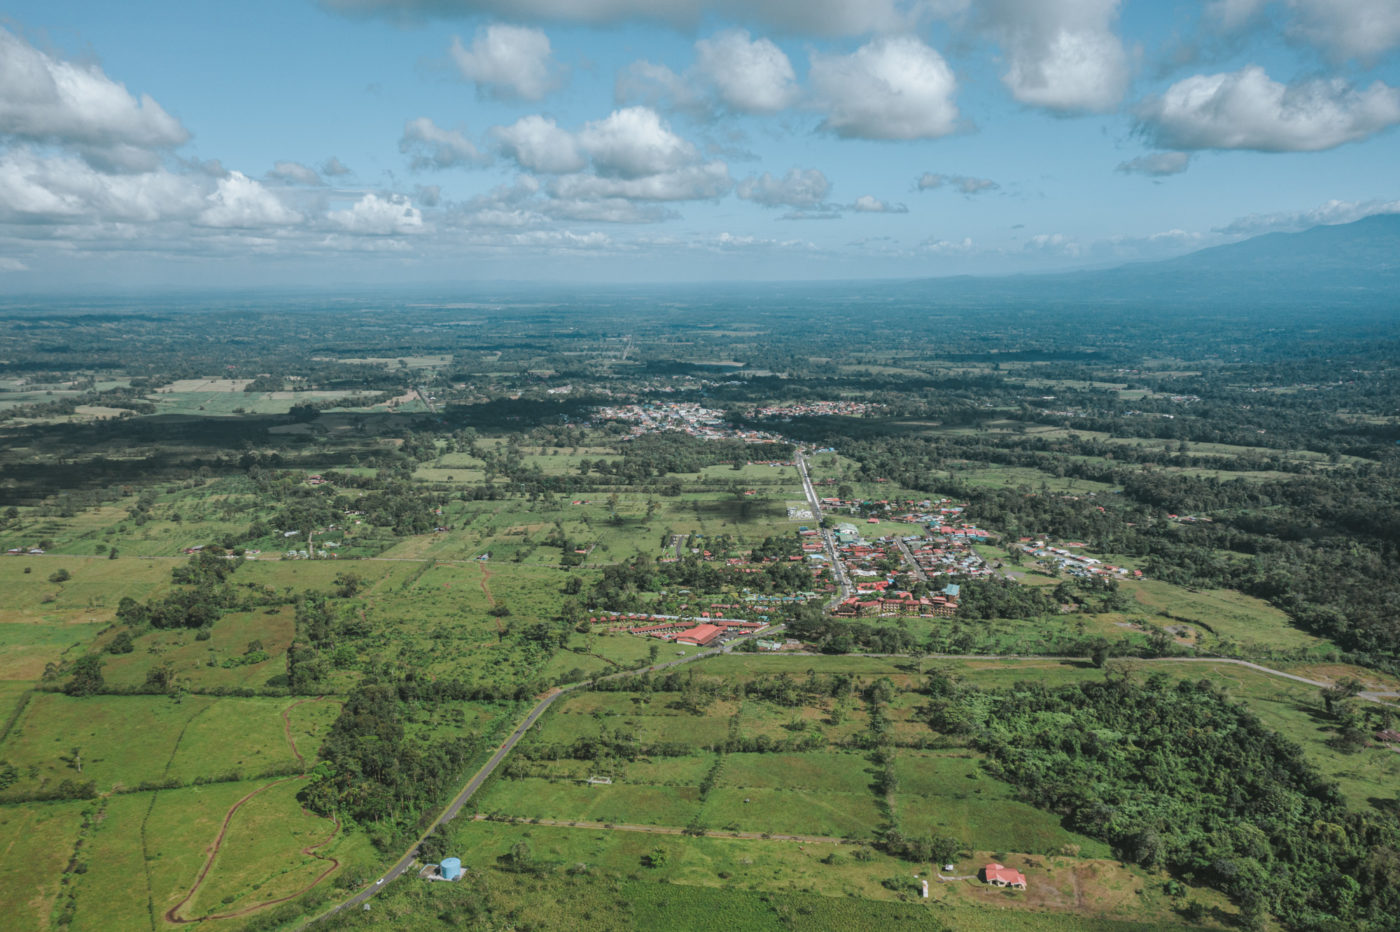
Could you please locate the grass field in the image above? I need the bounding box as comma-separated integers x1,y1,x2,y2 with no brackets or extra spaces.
0,694,334,798
318,819,1236,931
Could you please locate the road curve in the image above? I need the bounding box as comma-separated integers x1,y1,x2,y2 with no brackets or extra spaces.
303,641,1388,926
305,629,772,926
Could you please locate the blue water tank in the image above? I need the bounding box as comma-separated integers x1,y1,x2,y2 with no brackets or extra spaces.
440,857,461,881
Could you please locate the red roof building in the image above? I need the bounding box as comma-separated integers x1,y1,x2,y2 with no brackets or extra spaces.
675,623,723,646
984,864,1027,889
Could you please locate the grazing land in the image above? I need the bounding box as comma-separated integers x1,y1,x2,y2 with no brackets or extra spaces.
1,283,1399,931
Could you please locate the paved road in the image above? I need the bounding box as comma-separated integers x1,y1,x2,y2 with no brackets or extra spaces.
306,627,776,926
794,451,853,607
894,536,928,583
303,641,1396,923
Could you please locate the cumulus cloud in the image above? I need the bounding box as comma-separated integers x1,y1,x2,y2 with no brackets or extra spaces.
413,184,441,206
916,172,999,194
330,193,423,234
1215,198,1400,235
0,148,202,222
921,236,974,253
694,30,798,114
321,0,915,37
449,24,562,100
1137,66,1400,152
322,156,353,176
578,107,698,178
809,37,960,140
399,117,490,169
492,115,587,174
550,161,731,201
736,168,831,208
979,0,1129,114
1116,151,1191,175
851,195,908,213
199,171,301,228
0,28,189,167
1209,0,1400,61
268,161,323,185
1024,231,1082,255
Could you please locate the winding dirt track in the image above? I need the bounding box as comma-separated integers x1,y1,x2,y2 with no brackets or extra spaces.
162,698,343,924
480,564,505,636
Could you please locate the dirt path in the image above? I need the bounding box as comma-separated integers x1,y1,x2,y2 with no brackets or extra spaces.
164,697,346,924
479,564,504,637
281,696,337,770
165,786,342,923
471,814,849,844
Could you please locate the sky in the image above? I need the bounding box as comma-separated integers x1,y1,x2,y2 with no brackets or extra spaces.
1,0,1398,289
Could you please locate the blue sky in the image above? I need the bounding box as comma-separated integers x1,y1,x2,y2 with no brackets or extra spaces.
1,0,1398,288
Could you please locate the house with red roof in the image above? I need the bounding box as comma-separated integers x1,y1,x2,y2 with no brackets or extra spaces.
983,863,1027,889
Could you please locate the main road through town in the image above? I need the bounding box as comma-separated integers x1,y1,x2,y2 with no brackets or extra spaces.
794,451,853,607
304,625,783,926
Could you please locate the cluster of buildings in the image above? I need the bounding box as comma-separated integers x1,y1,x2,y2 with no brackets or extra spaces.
822,517,998,618
749,400,886,419
598,612,769,647
1015,538,1143,580
593,402,782,443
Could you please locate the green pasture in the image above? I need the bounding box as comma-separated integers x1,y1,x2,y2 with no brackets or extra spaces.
331,820,1226,931
0,694,330,798
0,555,174,617
0,797,90,930
1122,579,1327,654
480,776,704,826
893,751,1112,858
65,792,151,932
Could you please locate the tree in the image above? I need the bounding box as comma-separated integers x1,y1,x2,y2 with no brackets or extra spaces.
64,656,104,696
49,568,71,583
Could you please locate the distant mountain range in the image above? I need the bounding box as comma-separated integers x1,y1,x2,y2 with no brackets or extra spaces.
903,212,1400,309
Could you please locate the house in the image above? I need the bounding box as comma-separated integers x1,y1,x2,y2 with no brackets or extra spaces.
675,623,723,646
984,863,1027,889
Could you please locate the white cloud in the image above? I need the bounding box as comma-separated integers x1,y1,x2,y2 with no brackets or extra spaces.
614,61,708,116
1138,66,1400,152
694,30,797,114
916,172,999,194
322,0,915,37
399,117,490,169
921,236,974,253
0,257,27,272
322,156,353,176
268,161,323,185
1116,151,1191,175
1209,0,1400,61
979,0,1129,114
550,161,731,201
1025,231,1082,255
1288,0,1400,60
809,37,960,140
0,148,202,222
449,24,561,101
851,195,907,213
330,193,423,234
737,168,830,208
578,107,698,178
492,115,587,174
199,171,301,228
1216,198,1400,235
0,28,189,172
